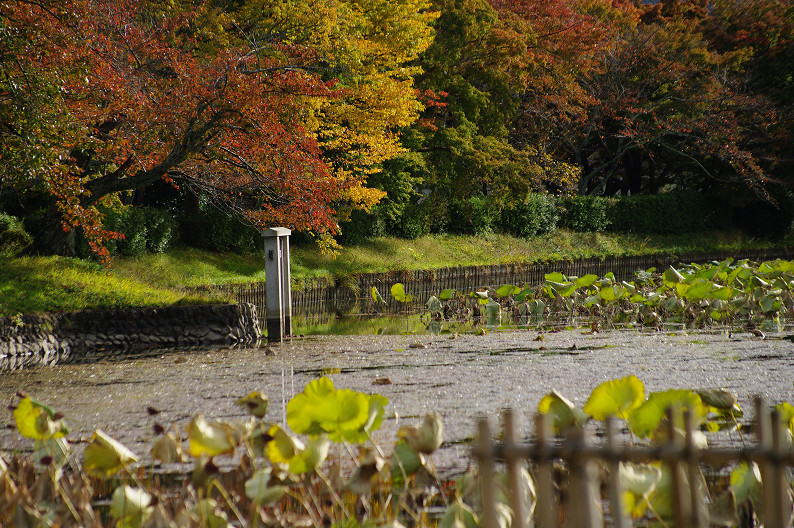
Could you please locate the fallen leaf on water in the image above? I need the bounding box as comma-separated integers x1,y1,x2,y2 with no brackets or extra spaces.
373,378,392,386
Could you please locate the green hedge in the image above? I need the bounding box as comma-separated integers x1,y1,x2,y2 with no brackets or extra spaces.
558,196,611,232
605,193,730,234
499,194,559,238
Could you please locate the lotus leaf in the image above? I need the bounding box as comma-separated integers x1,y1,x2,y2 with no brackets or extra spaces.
730,462,763,506
426,295,442,313
495,284,520,297
83,429,139,477
13,396,68,440
619,462,662,519
538,390,589,430
391,283,413,303
337,393,389,443
663,267,685,286
439,288,456,301
264,424,304,464
372,286,386,303
583,375,645,421
696,389,740,413
544,272,566,282
391,440,424,485
151,431,185,464
398,412,443,454
186,415,244,458
236,391,269,418
110,485,153,528
245,468,289,505
192,499,231,528
774,402,794,436
439,499,479,528
546,280,577,297
575,274,599,288
627,389,707,439
600,285,622,302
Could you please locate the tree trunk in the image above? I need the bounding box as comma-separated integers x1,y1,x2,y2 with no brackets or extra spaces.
35,206,76,256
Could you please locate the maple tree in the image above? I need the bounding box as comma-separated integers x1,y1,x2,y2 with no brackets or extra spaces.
0,0,435,257
502,0,781,199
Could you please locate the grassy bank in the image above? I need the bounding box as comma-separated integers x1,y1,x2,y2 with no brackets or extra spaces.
1,229,789,315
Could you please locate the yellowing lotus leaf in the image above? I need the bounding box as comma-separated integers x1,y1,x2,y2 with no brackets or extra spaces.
186,415,241,458
397,412,443,454
151,431,185,464
538,390,589,430
287,377,338,435
338,393,389,444
110,485,153,527
83,429,138,477
236,391,269,419
264,424,304,464
13,397,68,440
245,468,289,505
583,375,646,421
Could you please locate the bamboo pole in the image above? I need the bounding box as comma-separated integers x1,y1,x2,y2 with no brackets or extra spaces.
605,416,628,528
503,410,525,528
478,418,498,528
534,413,558,528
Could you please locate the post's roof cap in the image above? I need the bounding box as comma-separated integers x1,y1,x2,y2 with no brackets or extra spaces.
261,227,292,237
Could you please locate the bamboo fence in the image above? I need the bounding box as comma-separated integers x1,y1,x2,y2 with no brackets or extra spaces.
206,249,792,317
473,398,793,528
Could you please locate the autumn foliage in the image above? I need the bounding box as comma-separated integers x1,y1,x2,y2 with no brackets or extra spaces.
0,0,435,257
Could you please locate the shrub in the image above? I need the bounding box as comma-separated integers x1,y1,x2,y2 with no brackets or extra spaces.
0,212,33,256
447,196,498,236
75,206,178,258
338,209,386,245
397,204,432,239
606,192,730,234
558,196,611,232
194,206,260,252
499,194,559,238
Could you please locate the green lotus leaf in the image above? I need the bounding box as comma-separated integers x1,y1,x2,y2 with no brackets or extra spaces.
495,284,520,297
730,461,763,506
709,285,735,300
538,390,589,430
627,389,707,439
528,299,545,316
583,375,645,421
663,266,685,286
83,429,139,478
391,283,413,302
547,280,577,297
391,440,424,485
600,285,623,302
289,435,330,475
678,278,712,300
544,272,566,282
775,402,794,436
325,389,370,433
372,286,386,303
575,274,599,288
13,397,68,440
426,295,442,313
439,499,480,528
439,288,456,301
245,468,289,505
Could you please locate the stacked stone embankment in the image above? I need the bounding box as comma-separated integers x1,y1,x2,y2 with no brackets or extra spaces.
0,303,261,370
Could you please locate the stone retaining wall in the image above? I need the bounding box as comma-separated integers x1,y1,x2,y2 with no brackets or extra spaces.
0,303,261,370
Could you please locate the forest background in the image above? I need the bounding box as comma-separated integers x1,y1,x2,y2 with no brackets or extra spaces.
1,0,792,270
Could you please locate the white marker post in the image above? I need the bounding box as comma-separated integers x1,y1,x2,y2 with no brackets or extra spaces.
261,227,292,341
